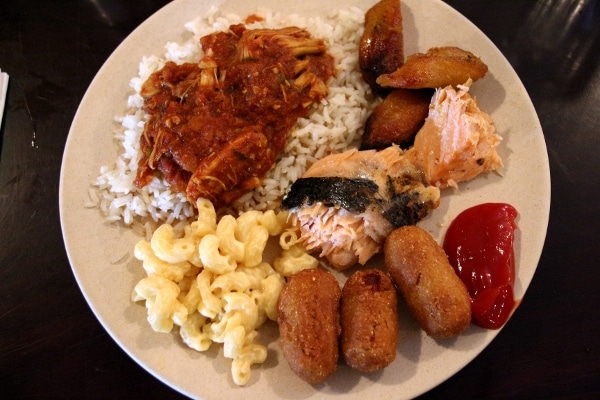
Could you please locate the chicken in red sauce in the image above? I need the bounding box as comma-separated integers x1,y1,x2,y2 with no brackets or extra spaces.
134,24,334,209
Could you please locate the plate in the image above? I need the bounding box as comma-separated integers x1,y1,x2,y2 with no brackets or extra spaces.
59,0,550,398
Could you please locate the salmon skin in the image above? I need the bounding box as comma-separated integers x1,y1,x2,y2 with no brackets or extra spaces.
281,177,379,214
280,146,440,270
282,176,435,228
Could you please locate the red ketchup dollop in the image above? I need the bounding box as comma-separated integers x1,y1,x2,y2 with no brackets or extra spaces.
443,203,519,329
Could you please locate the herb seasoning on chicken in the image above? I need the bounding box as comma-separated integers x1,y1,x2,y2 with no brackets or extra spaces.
134,24,334,209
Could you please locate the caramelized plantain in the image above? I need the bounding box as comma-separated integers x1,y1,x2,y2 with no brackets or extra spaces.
359,0,404,95
361,88,433,149
377,46,488,89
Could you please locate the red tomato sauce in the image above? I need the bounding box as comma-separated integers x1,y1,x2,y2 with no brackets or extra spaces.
443,203,519,329
133,25,334,209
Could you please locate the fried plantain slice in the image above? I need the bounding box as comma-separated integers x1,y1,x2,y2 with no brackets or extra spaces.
359,0,404,95
361,88,433,150
377,46,488,89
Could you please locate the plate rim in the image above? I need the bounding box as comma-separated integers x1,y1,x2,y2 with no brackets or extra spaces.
59,0,551,398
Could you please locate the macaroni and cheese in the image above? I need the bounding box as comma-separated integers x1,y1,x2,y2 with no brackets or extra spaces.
132,198,317,385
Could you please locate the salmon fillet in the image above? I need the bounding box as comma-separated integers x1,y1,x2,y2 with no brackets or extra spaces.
281,146,440,270
282,82,502,271
406,79,503,188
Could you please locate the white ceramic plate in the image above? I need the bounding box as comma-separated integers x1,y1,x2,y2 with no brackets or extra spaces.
59,0,550,398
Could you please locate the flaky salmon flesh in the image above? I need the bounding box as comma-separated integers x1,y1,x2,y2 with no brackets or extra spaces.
282,79,503,271
281,146,440,270
406,79,502,188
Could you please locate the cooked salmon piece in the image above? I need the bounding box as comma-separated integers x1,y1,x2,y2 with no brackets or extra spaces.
282,80,502,271
405,79,503,188
281,145,440,270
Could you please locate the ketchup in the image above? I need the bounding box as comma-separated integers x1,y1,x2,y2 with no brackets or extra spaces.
443,203,519,329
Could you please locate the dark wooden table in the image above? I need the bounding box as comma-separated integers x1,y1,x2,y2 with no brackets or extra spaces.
1,0,598,398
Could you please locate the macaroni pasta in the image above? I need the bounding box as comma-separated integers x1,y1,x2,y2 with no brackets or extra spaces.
132,198,317,385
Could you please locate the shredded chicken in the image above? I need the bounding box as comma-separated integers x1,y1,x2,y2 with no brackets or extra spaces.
134,25,334,209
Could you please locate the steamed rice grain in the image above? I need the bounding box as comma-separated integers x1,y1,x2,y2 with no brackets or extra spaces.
91,7,376,234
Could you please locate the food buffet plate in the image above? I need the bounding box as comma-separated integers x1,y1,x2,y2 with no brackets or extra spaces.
59,0,550,398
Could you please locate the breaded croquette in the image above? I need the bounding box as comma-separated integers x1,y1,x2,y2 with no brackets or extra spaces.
384,225,471,338
341,268,399,372
277,269,342,384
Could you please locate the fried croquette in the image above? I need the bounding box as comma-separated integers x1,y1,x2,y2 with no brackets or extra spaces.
384,225,471,338
341,268,399,373
277,269,342,384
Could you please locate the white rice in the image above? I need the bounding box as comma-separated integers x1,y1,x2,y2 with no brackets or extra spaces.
89,6,377,235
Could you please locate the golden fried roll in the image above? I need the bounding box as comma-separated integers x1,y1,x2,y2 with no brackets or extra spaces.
359,0,404,95
377,46,488,89
361,88,433,149
277,268,342,384
384,225,471,338
341,268,399,373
